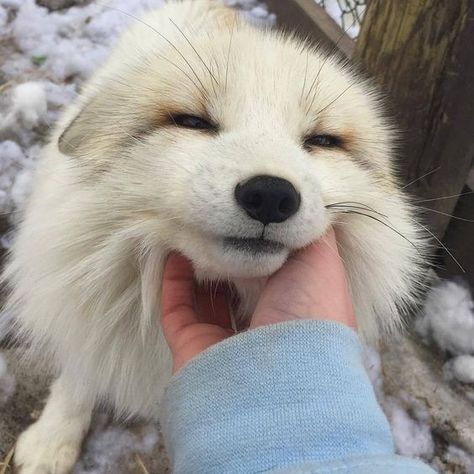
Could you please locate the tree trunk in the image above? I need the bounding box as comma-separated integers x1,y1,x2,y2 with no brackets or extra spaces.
355,1,474,240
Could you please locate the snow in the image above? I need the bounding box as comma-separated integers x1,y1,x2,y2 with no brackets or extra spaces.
416,279,474,386
73,414,161,474
370,279,474,472
363,346,435,460
366,279,474,470
8,1,156,82
224,0,275,24
2,0,272,85
416,279,474,356
450,355,474,384
0,6,6,28
0,140,31,214
383,396,435,459
1,81,47,132
445,445,474,474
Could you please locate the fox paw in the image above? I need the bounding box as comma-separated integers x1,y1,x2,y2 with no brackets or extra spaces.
15,420,83,474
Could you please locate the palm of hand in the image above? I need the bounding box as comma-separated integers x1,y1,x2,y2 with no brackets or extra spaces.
161,229,355,373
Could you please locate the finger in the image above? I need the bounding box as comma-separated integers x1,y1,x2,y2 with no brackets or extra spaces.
160,253,199,343
195,282,232,329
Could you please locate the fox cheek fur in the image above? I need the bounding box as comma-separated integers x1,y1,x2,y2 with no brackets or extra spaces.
4,1,427,472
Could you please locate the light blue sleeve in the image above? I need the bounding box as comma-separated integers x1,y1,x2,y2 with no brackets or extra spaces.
161,320,435,474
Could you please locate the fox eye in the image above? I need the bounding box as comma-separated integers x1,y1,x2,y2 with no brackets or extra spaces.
304,134,341,150
171,114,217,131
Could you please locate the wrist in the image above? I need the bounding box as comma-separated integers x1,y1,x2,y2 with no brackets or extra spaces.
162,321,391,474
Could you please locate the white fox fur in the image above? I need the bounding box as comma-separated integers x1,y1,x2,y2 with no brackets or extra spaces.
4,1,426,472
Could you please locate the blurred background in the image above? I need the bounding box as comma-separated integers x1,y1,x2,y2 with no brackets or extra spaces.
0,1,473,472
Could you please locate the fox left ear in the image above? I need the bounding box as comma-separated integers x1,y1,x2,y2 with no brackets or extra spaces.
58,93,128,158
58,106,87,156
58,97,103,157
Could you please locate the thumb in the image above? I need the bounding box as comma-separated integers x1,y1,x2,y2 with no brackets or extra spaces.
250,228,356,330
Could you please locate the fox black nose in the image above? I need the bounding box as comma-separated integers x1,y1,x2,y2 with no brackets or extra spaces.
235,175,301,225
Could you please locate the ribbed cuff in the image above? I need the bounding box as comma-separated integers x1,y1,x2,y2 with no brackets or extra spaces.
161,321,406,473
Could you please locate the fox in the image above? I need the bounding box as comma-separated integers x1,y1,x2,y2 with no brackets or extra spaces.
4,1,426,472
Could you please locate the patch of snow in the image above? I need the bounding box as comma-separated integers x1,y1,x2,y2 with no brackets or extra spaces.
447,355,474,384
0,352,16,405
0,5,6,27
44,82,77,110
363,346,435,460
415,280,474,356
8,1,154,83
445,445,474,474
0,0,23,8
73,414,160,474
383,396,435,459
10,164,34,209
1,82,48,131
0,140,31,214
224,0,275,25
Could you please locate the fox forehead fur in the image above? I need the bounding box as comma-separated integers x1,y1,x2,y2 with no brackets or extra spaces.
4,0,425,418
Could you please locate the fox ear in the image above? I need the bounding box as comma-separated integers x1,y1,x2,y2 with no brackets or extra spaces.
58,98,100,156
59,94,121,157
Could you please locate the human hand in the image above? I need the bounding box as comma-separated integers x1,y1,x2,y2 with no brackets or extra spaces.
160,256,234,373
160,228,356,373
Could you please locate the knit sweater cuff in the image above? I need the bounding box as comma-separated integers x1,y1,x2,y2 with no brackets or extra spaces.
161,321,422,473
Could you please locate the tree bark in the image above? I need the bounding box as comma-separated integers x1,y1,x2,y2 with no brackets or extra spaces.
355,1,474,239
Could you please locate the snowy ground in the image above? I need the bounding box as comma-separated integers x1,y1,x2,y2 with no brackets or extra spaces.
0,0,473,473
